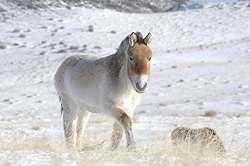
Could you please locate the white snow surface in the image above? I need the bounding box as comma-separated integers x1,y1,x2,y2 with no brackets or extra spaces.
0,1,250,165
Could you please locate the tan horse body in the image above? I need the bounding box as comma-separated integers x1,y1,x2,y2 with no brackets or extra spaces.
54,32,152,149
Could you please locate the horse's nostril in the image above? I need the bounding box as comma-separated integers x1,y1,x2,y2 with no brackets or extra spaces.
135,82,147,93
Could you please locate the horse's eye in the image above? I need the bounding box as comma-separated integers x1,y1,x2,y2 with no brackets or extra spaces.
148,58,151,62
129,56,133,62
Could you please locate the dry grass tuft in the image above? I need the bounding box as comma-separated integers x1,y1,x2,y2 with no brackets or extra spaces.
13,29,21,33
19,34,26,38
0,45,7,49
204,110,217,117
57,49,67,53
0,132,57,152
40,51,46,55
171,127,226,157
88,25,94,32
69,46,80,50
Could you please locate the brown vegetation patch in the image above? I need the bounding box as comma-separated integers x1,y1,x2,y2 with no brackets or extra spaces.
204,111,217,117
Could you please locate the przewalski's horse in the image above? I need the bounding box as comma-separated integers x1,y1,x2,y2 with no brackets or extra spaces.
54,32,152,150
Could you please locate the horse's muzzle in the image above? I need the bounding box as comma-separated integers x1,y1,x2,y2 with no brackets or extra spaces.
135,82,147,93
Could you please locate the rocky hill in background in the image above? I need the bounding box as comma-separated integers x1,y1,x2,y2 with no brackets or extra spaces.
0,0,189,13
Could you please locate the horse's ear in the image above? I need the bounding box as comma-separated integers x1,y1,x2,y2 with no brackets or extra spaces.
144,32,152,46
129,32,137,46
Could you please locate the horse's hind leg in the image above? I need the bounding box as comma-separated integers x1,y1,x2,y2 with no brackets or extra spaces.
111,122,123,150
76,110,90,149
61,97,79,149
110,107,135,149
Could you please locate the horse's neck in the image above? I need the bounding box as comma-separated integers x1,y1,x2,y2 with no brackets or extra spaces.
117,67,136,105
118,57,135,94
119,61,129,83
117,39,129,58
107,40,134,93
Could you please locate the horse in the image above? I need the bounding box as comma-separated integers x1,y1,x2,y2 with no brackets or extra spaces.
171,127,226,156
54,32,152,150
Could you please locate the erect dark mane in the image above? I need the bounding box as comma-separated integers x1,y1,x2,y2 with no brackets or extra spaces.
124,32,146,44
117,32,146,56
134,32,145,44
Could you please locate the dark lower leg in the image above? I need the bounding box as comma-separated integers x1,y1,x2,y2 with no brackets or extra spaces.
110,107,135,148
111,122,123,149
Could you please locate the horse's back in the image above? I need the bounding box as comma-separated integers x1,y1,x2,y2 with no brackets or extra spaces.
55,55,88,91
55,54,106,109
55,55,80,93
55,54,102,83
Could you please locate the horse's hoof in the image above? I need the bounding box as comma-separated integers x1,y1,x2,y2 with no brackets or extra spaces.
111,145,118,151
81,141,105,151
127,142,137,152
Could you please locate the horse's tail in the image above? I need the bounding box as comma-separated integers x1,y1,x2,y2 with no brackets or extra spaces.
58,96,63,114
54,55,81,114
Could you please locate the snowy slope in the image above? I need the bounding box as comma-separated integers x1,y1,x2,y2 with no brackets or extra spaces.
0,1,250,165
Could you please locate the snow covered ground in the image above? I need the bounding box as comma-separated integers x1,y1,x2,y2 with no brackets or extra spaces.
0,1,250,165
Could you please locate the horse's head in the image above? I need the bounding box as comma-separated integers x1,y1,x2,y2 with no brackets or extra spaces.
127,32,152,93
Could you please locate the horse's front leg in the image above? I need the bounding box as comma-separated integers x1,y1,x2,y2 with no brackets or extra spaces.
110,107,135,150
111,121,123,150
